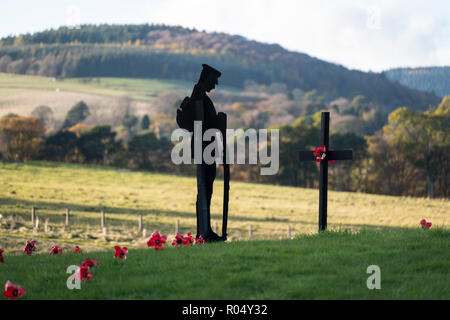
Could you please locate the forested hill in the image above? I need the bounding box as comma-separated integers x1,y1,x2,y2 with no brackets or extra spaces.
0,24,440,111
384,66,450,98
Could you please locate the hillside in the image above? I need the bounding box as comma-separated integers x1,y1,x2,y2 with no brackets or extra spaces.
0,24,440,113
384,66,450,98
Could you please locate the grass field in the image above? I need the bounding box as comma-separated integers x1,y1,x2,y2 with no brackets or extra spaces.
0,161,449,299
0,161,448,253
0,73,191,120
0,73,241,120
0,72,193,101
1,228,449,299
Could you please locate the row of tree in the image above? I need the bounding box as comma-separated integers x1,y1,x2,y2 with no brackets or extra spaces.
0,113,174,173
256,97,449,198
385,67,450,98
0,97,448,198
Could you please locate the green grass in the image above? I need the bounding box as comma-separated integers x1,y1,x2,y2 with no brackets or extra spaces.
1,228,449,299
0,161,449,299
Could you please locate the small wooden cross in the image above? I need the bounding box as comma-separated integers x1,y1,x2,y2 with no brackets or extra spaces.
299,112,353,231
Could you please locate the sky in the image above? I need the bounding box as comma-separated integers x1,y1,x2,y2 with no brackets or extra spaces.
0,0,449,72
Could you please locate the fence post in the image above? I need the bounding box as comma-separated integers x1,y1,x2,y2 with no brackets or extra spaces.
101,211,105,228
287,225,291,238
45,218,49,233
248,224,252,238
65,208,70,226
31,207,36,226
138,215,143,232
214,221,218,233
175,219,179,234
35,216,39,230
142,228,147,238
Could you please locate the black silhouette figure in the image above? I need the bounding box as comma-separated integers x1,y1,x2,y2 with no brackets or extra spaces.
193,64,224,242
177,64,227,242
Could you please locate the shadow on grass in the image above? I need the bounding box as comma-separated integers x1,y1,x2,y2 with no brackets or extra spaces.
1,197,441,233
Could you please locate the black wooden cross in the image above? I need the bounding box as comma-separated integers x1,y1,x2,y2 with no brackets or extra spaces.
299,112,353,231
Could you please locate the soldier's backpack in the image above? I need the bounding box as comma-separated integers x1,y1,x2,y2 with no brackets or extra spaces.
176,97,195,132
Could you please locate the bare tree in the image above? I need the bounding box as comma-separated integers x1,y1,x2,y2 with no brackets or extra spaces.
30,105,54,129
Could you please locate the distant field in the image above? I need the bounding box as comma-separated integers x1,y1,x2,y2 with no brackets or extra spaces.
0,73,243,120
0,161,448,254
0,72,193,101
0,73,197,119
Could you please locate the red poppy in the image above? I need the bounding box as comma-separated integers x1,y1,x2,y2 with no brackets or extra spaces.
184,232,194,246
114,246,128,260
74,246,82,253
80,258,99,269
73,265,92,281
49,245,63,255
0,249,4,264
420,219,432,230
79,265,92,281
172,232,185,247
24,240,36,256
147,231,167,251
195,235,206,244
313,145,335,163
2,281,26,300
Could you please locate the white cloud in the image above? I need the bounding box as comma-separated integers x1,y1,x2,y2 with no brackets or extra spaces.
145,0,450,71
1,0,448,71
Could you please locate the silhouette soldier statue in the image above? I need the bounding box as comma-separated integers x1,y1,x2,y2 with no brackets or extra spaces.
176,64,228,242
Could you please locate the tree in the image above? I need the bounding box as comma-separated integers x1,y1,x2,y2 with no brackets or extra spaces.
432,97,450,197
123,111,138,132
62,101,90,129
78,125,118,164
382,105,449,198
149,113,177,139
366,131,418,196
349,95,370,116
273,116,320,187
140,114,150,130
43,130,78,162
330,132,367,191
3,113,19,119
31,105,54,128
435,96,450,116
362,108,386,135
249,111,269,129
115,96,138,133
0,116,45,160
128,131,173,171
67,123,88,137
